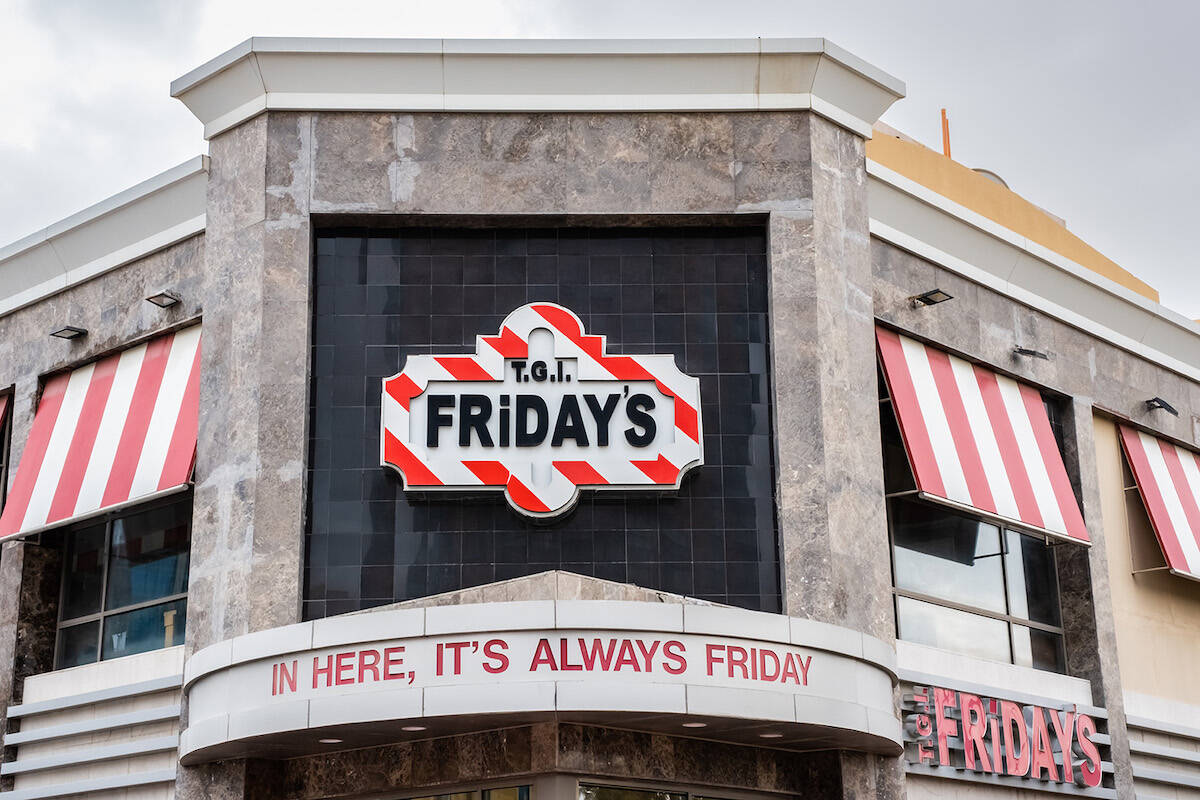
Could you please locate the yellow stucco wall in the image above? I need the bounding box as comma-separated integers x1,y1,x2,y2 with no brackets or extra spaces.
867,133,1159,303
1094,414,1200,705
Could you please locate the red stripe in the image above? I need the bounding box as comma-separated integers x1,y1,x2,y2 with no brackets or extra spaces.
483,326,528,359
631,454,679,484
158,339,202,490
532,304,607,364
383,430,443,486
101,335,174,507
505,475,550,514
435,356,493,382
0,373,71,537
1020,384,1088,542
385,374,422,411
45,355,120,523
462,460,510,485
1119,425,1189,571
925,348,996,513
553,461,609,485
1157,439,1200,567
974,367,1044,529
674,398,699,443
875,328,945,497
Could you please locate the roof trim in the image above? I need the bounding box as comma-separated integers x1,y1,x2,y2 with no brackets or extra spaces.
170,37,906,140
0,157,208,318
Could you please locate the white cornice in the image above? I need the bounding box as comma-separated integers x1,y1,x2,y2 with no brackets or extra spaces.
169,37,906,140
866,159,1200,382
0,157,208,319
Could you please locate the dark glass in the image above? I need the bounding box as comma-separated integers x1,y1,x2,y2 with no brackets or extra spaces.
56,621,99,668
61,523,106,620
483,788,530,800
891,498,1006,614
105,500,190,610
1012,624,1066,672
1004,529,1062,626
101,598,187,661
879,400,915,493
306,227,779,615
896,595,1011,663
578,786,685,800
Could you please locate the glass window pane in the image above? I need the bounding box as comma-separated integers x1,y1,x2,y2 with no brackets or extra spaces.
1012,625,1066,673
896,595,1011,663
579,785,686,800
56,621,99,668
880,405,915,493
105,501,190,610
101,598,186,661
483,789,530,800
891,498,1006,614
1004,530,1061,626
61,523,106,620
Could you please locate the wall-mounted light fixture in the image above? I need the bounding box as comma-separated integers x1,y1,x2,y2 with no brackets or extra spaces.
908,288,953,307
49,326,87,340
145,290,182,308
1013,346,1052,361
1146,397,1179,417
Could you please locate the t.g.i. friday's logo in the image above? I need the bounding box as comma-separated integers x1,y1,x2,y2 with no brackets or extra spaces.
380,303,703,518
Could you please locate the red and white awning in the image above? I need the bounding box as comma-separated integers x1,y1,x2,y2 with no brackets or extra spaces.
1118,425,1200,581
0,326,201,539
876,327,1089,544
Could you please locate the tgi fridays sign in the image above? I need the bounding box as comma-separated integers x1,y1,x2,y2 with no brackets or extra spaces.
904,685,1105,789
381,303,703,517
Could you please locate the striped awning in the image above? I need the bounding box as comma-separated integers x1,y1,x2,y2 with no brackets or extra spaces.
1118,425,1200,581
876,327,1089,544
0,326,201,539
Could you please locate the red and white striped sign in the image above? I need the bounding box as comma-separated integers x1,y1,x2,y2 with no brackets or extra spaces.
1119,425,1200,581
381,303,703,518
877,327,1088,544
0,325,202,539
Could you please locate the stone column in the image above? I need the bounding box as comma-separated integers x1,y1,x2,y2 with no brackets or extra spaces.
1057,398,1135,795
769,115,902,796
177,111,314,798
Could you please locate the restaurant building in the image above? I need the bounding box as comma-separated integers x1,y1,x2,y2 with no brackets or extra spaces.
0,36,1196,800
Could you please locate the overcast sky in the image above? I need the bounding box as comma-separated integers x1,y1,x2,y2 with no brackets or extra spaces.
1,0,1196,318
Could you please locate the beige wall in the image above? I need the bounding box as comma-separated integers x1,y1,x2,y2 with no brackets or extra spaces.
1095,414,1200,706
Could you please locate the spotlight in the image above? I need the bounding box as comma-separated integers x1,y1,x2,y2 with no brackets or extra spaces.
318,738,343,744
49,326,87,340
401,725,427,732
759,732,784,739
145,290,182,308
1146,397,1179,417
1013,346,1051,361
908,288,953,307
681,722,707,728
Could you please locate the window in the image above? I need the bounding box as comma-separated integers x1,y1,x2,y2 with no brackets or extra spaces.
579,785,737,800
0,393,10,510
880,384,1066,673
55,496,191,669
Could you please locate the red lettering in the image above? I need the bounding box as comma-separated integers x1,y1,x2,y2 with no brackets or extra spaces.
1029,706,1060,781
445,641,470,675
1075,714,1102,788
705,644,724,676
759,649,780,681
559,638,583,671
313,654,334,689
483,639,509,673
1001,700,1031,776
580,638,617,671
663,640,687,674
272,663,278,696
727,646,749,678
358,649,381,683
1048,709,1076,783
796,654,811,686
280,659,297,693
750,647,758,679
780,653,805,685
530,638,558,671
436,643,444,676
635,639,660,671
614,639,640,671
383,646,406,680
934,688,959,766
335,652,354,686
960,693,992,772
990,714,1002,772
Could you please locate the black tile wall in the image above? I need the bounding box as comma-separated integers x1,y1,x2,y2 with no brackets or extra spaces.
305,226,779,618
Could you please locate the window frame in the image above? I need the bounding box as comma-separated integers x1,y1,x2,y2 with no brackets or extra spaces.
0,392,11,511
878,382,1069,671
54,492,192,669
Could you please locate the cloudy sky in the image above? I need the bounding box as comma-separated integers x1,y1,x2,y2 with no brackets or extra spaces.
1,0,1196,317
